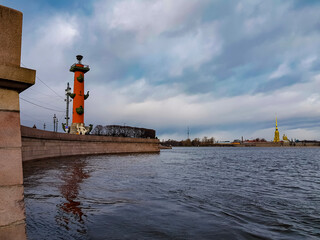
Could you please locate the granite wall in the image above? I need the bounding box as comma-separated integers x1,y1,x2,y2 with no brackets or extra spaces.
21,126,160,162
0,5,36,240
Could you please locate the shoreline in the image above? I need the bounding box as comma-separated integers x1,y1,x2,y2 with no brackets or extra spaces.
163,144,320,148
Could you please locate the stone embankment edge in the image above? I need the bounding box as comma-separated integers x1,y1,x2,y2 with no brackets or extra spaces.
21,126,160,162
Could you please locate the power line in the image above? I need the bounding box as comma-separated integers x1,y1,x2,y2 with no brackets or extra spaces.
20,97,65,112
36,76,64,100
20,112,55,129
20,113,45,125
20,94,64,110
23,87,62,99
20,111,43,122
21,62,65,100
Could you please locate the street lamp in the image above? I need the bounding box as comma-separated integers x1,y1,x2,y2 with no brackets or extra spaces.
64,82,72,128
53,114,57,132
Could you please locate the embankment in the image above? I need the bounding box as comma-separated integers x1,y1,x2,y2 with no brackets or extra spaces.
21,126,160,162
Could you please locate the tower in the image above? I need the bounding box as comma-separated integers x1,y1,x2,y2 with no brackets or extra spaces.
68,55,92,134
273,116,280,142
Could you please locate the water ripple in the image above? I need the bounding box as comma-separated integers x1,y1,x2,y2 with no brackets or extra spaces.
23,148,320,239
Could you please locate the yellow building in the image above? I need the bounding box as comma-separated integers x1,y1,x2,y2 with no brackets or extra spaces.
274,116,280,142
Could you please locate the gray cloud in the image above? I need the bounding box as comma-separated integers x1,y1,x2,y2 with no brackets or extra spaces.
3,0,319,140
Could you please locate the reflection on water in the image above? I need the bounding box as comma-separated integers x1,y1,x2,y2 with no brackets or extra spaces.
23,156,93,239
56,159,90,234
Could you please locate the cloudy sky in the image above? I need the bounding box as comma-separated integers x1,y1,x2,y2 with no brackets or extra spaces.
3,0,320,141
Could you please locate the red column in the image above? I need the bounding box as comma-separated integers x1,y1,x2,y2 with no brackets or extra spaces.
69,56,90,125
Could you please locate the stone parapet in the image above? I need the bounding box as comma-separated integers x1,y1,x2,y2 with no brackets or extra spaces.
0,65,36,93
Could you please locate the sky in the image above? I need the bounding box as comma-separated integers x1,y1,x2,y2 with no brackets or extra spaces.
2,0,320,141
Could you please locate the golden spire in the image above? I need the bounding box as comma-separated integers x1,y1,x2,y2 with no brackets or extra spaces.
274,115,280,143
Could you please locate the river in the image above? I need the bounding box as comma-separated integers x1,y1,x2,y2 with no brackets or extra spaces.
23,147,320,239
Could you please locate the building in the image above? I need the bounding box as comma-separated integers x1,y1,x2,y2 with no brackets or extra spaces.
274,116,280,142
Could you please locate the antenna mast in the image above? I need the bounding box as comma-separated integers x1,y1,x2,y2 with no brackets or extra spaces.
187,126,190,140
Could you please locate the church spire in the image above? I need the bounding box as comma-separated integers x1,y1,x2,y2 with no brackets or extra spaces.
274,115,280,142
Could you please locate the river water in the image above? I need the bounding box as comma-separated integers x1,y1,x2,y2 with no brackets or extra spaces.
23,147,320,240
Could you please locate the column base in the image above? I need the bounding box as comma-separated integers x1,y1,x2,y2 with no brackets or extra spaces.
69,123,92,135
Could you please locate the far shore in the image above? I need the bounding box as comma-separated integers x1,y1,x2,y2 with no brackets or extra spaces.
161,142,320,148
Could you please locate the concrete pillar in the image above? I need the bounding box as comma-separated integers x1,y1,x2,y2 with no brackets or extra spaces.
0,5,35,240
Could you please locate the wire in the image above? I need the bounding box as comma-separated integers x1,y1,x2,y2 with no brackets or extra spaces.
20,113,44,126
22,87,63,99
20,111,44,121
20,97,65,112
21,62,65,100
20,94,64,110
20,62,69,131
20,112,56,130
36,76,65,100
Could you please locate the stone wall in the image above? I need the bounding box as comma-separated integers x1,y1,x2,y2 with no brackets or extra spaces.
21,126,160,162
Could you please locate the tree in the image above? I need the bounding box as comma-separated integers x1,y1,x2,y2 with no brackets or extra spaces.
92,125,103,135
208,137,215,144
192,138,200,146
181,139,192,146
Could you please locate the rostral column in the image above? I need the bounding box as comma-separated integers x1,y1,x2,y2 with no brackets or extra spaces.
68,55,92,134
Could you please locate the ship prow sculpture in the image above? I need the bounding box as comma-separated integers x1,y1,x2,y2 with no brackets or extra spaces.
63,55,92,134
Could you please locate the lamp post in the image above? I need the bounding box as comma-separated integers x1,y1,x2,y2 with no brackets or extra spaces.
65,82,72,127
53,114,57,132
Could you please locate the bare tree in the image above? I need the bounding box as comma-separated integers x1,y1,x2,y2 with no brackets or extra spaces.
91,125,103,135
91,125,156,138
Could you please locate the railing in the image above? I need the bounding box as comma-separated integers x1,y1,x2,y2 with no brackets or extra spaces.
70,63,90,68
